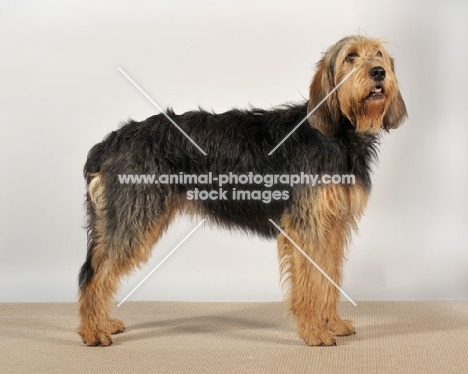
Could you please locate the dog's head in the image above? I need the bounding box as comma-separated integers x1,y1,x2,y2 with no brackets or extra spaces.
307,35,407,137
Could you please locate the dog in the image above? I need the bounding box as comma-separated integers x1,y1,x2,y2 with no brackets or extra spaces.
78,35,407,346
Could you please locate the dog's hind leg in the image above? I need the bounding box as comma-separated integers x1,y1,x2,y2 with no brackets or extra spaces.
77,173,176,346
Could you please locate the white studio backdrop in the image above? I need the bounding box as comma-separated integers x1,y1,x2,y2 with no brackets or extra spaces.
1,0,467,303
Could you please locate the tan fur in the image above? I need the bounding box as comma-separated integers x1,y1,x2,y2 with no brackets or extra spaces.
278,183,368,346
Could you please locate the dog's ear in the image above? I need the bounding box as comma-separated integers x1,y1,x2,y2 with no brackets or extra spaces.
307,58,341,137
383,58,408,130
383,90,407,130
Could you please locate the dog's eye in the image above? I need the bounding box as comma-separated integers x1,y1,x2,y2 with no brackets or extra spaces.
345,53,358,62
376,51,383,57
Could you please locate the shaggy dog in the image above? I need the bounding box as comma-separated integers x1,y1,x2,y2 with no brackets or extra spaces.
78,35,407,346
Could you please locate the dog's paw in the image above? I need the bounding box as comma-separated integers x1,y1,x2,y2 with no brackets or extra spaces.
327,318,356,337
79,329,113,347
108,319,126,335
300,329,337,346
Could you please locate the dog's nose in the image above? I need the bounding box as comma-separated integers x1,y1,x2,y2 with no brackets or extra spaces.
369,66,386,81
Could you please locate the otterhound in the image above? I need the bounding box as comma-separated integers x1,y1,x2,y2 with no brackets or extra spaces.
78,35,407,346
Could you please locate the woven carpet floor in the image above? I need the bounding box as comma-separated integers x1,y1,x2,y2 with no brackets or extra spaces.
1,301,467,373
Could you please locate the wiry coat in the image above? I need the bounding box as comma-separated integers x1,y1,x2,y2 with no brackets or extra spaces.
78,35,407,347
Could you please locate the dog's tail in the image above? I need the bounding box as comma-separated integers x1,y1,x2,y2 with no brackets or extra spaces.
83,142,105,185
79,142,106,289
78,248,94,289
